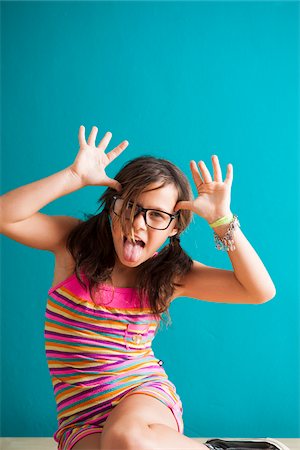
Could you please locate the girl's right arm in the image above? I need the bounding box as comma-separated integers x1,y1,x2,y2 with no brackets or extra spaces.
0,125,129,253
0,167,85,252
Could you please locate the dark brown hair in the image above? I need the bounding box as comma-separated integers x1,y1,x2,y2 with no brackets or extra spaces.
66,155,194,326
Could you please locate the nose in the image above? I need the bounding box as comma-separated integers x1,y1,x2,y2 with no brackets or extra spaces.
132,210,147,230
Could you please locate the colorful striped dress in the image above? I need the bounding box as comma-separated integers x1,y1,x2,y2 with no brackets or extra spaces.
44,271,184,450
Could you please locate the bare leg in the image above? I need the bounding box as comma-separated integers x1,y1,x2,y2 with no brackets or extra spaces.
101,422,209,450
148,423,209,450
72,432,102,450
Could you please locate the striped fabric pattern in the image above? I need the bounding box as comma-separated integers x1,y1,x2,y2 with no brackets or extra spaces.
44,272,184,449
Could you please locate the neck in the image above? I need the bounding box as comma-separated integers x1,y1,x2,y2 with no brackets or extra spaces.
110,261,138,287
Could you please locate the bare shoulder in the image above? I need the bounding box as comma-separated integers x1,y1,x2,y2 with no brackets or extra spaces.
50,241,77,290
49,217,84,288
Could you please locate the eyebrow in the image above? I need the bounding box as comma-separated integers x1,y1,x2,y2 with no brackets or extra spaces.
129,199,174,214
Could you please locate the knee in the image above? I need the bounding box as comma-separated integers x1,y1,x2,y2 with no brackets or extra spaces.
101,418,153,450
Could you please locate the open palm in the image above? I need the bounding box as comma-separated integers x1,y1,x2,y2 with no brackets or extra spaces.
175,155,233,224
70,125,129,191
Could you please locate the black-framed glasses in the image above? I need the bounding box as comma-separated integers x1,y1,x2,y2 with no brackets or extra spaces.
112,196,180,230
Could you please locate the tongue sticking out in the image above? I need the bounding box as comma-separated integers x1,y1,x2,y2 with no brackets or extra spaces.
123,239,144,262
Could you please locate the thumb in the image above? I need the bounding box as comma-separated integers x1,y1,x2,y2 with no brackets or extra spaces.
104,177,122,192
174,200,193,212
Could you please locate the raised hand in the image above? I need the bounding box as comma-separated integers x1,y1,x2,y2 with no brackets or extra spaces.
69,125,129,191
175,155,233,224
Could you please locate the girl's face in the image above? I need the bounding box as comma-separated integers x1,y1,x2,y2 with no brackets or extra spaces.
110,183,179,269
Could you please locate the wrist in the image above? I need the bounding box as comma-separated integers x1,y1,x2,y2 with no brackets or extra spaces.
212,214,241,251
67,166,87,189
205,210,233,226
213,222,235,238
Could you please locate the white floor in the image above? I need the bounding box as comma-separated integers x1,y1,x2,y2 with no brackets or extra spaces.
0,437,299,450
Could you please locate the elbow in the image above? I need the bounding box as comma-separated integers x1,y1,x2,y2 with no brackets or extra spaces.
254,287,277,304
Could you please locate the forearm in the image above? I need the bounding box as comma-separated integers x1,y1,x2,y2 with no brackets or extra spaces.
0,166,84,224
213,223,276,300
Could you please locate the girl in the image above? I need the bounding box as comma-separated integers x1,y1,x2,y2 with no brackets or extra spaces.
1,125,281,450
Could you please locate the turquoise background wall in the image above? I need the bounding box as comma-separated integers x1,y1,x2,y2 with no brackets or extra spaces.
1,1,299,439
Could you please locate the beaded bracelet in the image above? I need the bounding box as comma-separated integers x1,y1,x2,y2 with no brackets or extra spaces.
212,214,240,251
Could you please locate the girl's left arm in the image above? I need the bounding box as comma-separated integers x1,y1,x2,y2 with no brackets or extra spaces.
174,156,276,304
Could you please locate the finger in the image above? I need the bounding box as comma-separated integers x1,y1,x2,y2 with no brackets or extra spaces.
97,131,113,150
106,140,129,163
190,160,204,189
104,177,123,192
198,160,213,183
212,154,222,182
174,200,193,212
87,126,99,147
224,163,233,186
78,125,86,147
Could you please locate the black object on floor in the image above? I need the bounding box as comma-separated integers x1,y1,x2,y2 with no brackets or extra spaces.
204,438,290,450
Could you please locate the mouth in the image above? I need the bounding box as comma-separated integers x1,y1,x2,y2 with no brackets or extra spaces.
123,236,146,247
122,235,146,263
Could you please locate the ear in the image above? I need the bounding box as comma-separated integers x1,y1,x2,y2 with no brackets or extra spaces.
168,227,178,238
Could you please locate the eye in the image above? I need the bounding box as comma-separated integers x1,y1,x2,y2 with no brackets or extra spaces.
149,211,165,219
126,201,134,209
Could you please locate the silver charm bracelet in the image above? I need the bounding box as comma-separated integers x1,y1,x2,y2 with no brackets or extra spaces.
213,214,240,252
